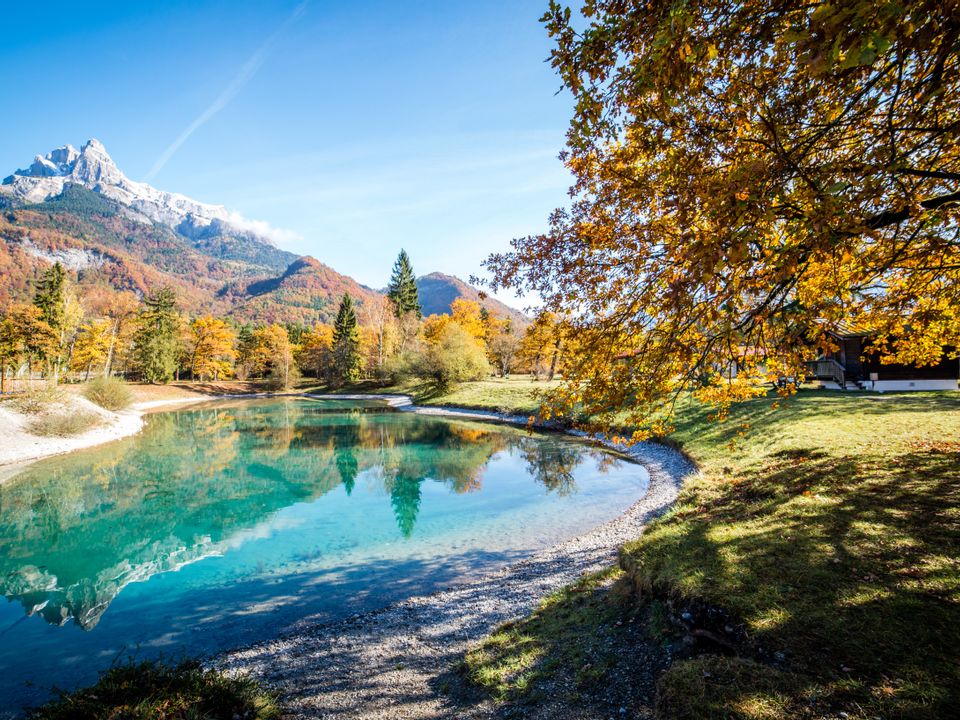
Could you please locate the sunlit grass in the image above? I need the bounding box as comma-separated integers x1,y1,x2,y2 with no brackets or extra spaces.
463,568,629,703
463,389,959,719
305,374,562,416
623,390,960,719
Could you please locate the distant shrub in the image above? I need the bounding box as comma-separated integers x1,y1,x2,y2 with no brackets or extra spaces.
83,375,133,411
420,324,491,391
380,351,420,384
25,659,279,720
11,386,66,415
264,362,301,391
27,410,100,437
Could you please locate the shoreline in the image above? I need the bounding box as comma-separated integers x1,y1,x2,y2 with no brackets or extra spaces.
0,391,529,471
0,389,696,717
217,410,696,719
0,394,220,470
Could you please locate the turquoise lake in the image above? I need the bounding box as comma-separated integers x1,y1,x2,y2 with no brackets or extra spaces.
0,398,648,713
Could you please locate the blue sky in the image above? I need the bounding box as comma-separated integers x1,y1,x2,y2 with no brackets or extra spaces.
0,1,572,304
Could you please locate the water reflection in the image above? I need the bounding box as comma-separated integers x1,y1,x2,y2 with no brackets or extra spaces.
0,399,608,630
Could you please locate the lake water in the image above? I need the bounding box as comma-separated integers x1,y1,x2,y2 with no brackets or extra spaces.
0,398,648,713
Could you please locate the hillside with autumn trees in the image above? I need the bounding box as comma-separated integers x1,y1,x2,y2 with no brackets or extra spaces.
0,188,383,326
0,246,553,397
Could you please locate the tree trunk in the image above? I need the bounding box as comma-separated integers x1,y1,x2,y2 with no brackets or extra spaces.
104,319,119,377
547,340,562,381
65,337,76,379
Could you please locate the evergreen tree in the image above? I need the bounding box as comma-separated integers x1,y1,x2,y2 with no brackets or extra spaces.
331,294,362,385
134,287,180,383
390,474,423,538
386,249,421,318
33,262,66,333
33,262,68,380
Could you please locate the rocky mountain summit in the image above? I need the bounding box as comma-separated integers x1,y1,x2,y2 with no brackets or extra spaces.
1,139,524,325
1,139,279,245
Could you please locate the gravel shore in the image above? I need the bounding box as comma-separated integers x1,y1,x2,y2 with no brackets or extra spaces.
0,390,695,717
0,395,143,469
220,406,696,719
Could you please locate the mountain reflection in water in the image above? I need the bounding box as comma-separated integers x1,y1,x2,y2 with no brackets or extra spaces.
0,399,607,630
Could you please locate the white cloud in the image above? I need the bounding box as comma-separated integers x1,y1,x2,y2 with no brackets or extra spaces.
223,210,302,247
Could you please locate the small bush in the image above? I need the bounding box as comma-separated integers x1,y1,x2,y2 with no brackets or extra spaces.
264,362,301,390
381,351,421,384
27,410,100,437
11,385,66,415
26,659,279,720
419,324,491,390
83,375,133,410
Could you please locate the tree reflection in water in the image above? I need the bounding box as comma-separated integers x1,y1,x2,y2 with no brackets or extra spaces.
0,399,612,629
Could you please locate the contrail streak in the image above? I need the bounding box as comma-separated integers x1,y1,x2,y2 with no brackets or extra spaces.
145,1,308,181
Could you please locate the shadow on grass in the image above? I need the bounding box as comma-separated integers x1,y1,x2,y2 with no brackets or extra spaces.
625,445,960,719
458,569,669,717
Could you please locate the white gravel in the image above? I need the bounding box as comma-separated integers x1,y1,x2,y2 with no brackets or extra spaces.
0,395,142,469
220,403,696,719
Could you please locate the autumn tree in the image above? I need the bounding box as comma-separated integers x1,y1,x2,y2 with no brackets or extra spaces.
87,290,140,377
421,321,490,390
360,294,398,374
0,313,18,394
421,313,453,347
0,304,58,392
70,319,113,381
387,249,422,318
331,294,362,385
243,324,295,388
134,287,181,383
450,298,486,344
486,317,522,377
297,324,334,379
486,0,960,436
189,316,237,380
518,312,565,381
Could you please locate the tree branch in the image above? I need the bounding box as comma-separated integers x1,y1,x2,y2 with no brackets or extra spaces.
866,190,960,230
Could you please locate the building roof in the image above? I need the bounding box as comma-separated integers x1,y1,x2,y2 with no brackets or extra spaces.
818,319,877,338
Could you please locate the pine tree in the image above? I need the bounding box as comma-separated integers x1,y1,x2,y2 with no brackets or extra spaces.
331,294,362,385
33,262,66,332
390,474,423,538
386,249,421,318
33,262,67,381
134,287,180,383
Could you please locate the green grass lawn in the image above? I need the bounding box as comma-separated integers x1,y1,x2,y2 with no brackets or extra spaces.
465,390,960,719
304,374,561,416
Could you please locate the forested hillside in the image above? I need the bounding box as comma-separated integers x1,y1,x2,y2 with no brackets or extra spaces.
0,187,379,324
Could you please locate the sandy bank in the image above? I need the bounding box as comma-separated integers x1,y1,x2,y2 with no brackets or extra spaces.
0,393,218,470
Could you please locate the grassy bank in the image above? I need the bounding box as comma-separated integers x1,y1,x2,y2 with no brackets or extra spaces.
119,375,559,416
466,390,960,719
27,660,278,720
357,375,560,415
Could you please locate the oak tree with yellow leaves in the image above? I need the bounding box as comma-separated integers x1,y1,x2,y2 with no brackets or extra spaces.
189,316,238,381
486,0,960,436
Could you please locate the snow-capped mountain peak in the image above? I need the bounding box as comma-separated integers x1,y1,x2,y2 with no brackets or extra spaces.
1,139,294,246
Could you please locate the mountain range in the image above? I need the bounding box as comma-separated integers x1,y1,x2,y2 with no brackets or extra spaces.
0,139,524,325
